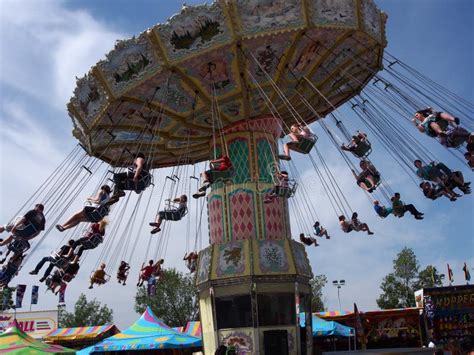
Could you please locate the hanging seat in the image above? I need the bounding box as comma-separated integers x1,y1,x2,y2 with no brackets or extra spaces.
80,233,104,249
50,252,69,269
351,140,372,158
89,271,110,285
122,167,152,192
84,204,110,223
8,239,30,255
11,219,40,240
275,179,298,198
291,136,317,154
207,167,235,184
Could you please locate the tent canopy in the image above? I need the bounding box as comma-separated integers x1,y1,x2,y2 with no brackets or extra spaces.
300,313,354,337
79,307,201,353
0,320,75,354
45,324,120,342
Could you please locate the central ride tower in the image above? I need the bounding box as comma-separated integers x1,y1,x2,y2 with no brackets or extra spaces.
195,115,313,354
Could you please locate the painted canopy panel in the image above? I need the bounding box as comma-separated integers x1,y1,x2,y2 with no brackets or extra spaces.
68,0,386,168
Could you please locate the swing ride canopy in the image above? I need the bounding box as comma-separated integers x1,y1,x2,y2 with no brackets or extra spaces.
68,0,386,169
0,320,76,354
77,307,201,353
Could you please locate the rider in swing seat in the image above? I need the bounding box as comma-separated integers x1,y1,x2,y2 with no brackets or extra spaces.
0,204,45,246
373,200,392,218
110,152,150,202
117,261,130,285
353,160,381,193
72,219,108,259
391,193,424,220
341,131,371,157
183,252,198,273
278,124,316,161
56,185,111,232
264,171,290,203
313,221,330,239
149,195,188,234
0,253,25,287
193,155,233,198
29,239,75,282
299,233,319,247
89,263,107,289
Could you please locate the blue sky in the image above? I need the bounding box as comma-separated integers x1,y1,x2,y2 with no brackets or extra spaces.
0,0,472,328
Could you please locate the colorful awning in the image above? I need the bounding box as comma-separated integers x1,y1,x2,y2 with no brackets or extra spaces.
183,321,202,338
45,325,120,342
0,320,75,354
78,307,201,353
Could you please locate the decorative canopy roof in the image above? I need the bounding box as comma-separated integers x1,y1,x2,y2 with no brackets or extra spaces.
68,0,386,169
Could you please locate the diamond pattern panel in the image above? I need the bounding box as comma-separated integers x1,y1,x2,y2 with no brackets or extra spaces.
208,195,224,243
256,139,275,183
228,138,250,184
229,189,256,241
263,195,285,240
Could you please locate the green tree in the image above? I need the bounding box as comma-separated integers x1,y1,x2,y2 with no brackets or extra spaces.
377,247,419,309
416,265,443,289
134,268,198,327
0,287,15,312
310,274,327,312
59,293,113,327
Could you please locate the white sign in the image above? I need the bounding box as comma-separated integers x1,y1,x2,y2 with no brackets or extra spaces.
0,310,58,338
414,289,424,308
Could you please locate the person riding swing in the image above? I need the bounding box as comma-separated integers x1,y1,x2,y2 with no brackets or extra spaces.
313,221,330,239
278,124,316,161
341,131,371,158
264,171,290,203
56,186,111,232
29,239,75,282
72,219,108,258
0,204,45,247
193,155,233,198
149,195,188,234
299,233,319,247
117,261,130,285
89,263,109,289
110,152,151,202
391,193,424,220
353,160,381,193
183,252,198,273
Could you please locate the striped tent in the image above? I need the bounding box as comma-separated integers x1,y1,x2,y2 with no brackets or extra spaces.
0,320,75,354
78,307,201,354
315,310,353,318
45,325,120,345
183,321,201,338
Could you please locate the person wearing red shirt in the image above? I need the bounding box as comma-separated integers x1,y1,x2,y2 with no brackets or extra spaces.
193,155,233,198
137,260,155,287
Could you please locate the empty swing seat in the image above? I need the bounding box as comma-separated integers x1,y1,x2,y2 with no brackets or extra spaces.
291,136,317,154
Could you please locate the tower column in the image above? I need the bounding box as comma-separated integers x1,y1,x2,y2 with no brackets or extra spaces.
196,115,313,355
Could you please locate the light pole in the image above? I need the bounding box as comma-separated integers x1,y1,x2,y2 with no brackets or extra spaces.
332,280,346,311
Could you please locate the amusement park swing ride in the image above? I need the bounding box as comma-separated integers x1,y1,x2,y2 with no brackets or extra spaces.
0,0,472,353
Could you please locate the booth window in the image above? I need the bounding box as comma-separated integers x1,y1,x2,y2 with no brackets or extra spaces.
215,295,252,329
258,293,295,326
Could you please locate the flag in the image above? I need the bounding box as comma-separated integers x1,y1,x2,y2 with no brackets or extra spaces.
15,285,26,308
58,287,65,304
463,262,471,282
447,263,454,283
31,286,39,305
354,303,367,350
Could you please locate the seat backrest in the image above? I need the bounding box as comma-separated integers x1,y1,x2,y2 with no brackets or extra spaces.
353,142,372,157
82,234,103,248
293,137,316,154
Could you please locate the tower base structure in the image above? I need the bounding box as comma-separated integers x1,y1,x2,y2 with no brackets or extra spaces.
195,116,314,354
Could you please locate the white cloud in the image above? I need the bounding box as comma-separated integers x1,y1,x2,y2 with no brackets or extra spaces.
0,0,124,110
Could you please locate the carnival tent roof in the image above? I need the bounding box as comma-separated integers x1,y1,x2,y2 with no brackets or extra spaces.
300,314,354,337
78,307,201,354
183,321,202,338
0,320,75,354
45,324,120,342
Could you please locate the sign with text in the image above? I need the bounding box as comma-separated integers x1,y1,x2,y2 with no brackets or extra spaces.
0,310,58,338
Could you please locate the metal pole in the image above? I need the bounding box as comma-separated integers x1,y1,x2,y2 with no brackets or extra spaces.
337,286,341,311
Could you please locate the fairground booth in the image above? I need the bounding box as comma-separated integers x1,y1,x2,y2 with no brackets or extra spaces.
417,284,474,353
317,308,424,350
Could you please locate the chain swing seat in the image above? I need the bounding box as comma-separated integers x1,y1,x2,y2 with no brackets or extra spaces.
291,136,318,154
